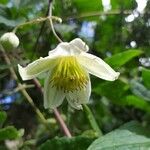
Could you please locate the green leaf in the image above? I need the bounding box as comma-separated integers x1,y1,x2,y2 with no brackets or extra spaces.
0,111,7,126
142,68,150,89
88,121,150,150
39,136,95,150
0,126,23,141
105,49,143,68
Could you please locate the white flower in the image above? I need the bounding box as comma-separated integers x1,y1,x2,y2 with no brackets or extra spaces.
0,32,19,50
18,38,120,110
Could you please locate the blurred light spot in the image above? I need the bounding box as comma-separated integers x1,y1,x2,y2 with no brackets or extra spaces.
0,79,20,110
7,1,13,8
146,19,150,27
102,0,111,11
125,0,148,22
139,57,150,67
130,41,137,48
78,21,96,42
35,3,44,11
136,0,148,12
106,51,112,57
125,14,135,22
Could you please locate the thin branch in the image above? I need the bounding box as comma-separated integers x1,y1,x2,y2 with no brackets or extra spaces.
65,10,133,20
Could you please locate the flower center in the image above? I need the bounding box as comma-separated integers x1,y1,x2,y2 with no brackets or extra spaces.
50,56,89,92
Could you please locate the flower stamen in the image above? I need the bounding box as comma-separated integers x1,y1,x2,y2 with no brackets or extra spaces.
50,56,89,92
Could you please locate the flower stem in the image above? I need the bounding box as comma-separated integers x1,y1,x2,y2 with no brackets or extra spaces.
48,1,63,43
54,109,72,137
83,104,103,136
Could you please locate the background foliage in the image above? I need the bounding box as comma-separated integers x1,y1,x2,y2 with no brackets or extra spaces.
0,0,150,149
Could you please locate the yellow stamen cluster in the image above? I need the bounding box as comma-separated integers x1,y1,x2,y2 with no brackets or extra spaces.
50,56,88,92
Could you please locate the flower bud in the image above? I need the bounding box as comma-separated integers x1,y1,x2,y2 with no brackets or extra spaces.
0,32,19,50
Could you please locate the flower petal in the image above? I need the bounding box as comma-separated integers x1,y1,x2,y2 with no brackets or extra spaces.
48,38,89,57
18,56,57,80
44,71,65,109
66,79,91,110
78,52,120,81
69,38,89,52
48,42,71,56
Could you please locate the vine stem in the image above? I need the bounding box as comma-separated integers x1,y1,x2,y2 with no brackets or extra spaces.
0,45,72,137
12,16,62,33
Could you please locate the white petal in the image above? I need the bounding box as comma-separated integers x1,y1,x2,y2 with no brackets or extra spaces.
66,79,91,110
78,52,120,81
48,38,89,57
48,42,71,56
69,38,89,52
18,56,57,80
44,71,65,109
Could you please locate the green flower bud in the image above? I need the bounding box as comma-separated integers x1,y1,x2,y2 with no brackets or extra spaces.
0,32,19,50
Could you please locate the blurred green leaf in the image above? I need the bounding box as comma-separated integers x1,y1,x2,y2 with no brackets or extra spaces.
0,126,23,141
0,0,8,5
73,0,103,15
0,63,17,70
105,49,143,67
142,68,150,89
93,80,129,100
0,145,7,150
111,0,137,10
93,80,150,112
123,95,150,113
0,111,7,126
88,121,150,150
0,16,25,27
39,136,95,150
